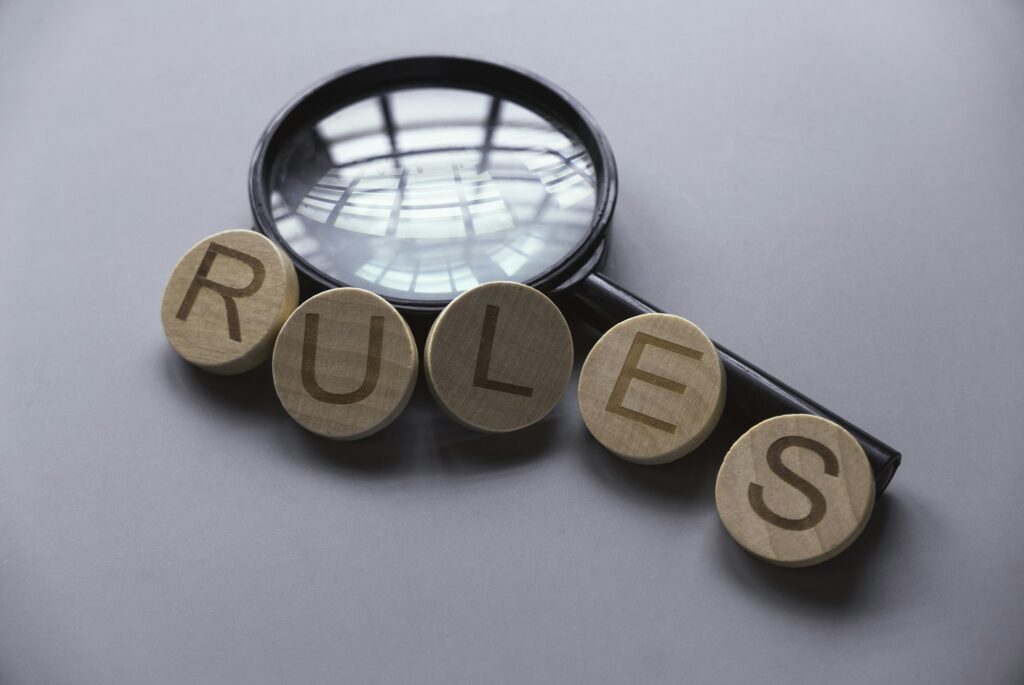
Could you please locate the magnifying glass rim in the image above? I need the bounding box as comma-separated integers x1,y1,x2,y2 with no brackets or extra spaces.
248,54,618,313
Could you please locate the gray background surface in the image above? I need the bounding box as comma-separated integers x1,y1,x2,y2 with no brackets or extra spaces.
2,1,1023,683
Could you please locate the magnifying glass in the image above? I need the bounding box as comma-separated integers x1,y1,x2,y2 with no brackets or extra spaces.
247,55,901,492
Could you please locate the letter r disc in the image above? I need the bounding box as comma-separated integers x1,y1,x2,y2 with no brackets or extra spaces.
715,414,875,567
578,313,726,464
161,229,299,374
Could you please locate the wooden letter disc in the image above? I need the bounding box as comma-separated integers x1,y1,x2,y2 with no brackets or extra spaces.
272,288,418,440
424,282,573,433
715,414,875,567
161,229,299,374
578,313,725,464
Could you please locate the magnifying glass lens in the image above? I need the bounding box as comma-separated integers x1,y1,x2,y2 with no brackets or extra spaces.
268,86,598,302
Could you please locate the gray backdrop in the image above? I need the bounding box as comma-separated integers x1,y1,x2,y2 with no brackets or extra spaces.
2,1,1022,683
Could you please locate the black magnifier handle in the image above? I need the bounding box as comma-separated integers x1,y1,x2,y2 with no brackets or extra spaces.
571,271,901,494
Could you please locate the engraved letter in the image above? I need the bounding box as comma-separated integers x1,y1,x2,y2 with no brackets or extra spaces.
472,305,533,397
605,332,703,433
301,314,384,404
175,242,266,342
747,436,840,531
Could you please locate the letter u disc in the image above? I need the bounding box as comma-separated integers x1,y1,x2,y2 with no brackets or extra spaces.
578,313,725,464
715,414,875,567
272,288,418,440
424,282,573,433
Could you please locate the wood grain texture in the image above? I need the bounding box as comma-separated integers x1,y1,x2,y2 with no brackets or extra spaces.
161,229,299,374
272,288,418,440
715,414,875,567
424,282,573,433
578,313,725,464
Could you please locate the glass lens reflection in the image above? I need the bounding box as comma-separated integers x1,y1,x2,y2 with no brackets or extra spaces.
269,87,597,302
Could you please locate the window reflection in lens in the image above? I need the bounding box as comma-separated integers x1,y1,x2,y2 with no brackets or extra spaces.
270,87,597,302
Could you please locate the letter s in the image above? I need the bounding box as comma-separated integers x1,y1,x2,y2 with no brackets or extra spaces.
747,435,840,531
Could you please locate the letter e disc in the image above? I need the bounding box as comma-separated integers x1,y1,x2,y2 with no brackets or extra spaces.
715,414,875,567
272,288,418,440
424,282,573,433
161,229,299,374
578,313,725,464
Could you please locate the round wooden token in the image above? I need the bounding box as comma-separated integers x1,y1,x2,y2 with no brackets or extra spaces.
161,229,299,374
715,414,875,567
578,313,725,464
424,282,573,433
272,288,418,440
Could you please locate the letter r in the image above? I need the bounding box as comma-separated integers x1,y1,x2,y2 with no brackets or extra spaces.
175,242,266,342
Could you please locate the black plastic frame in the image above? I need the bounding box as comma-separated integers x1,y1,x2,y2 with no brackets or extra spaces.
248,55,617,314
